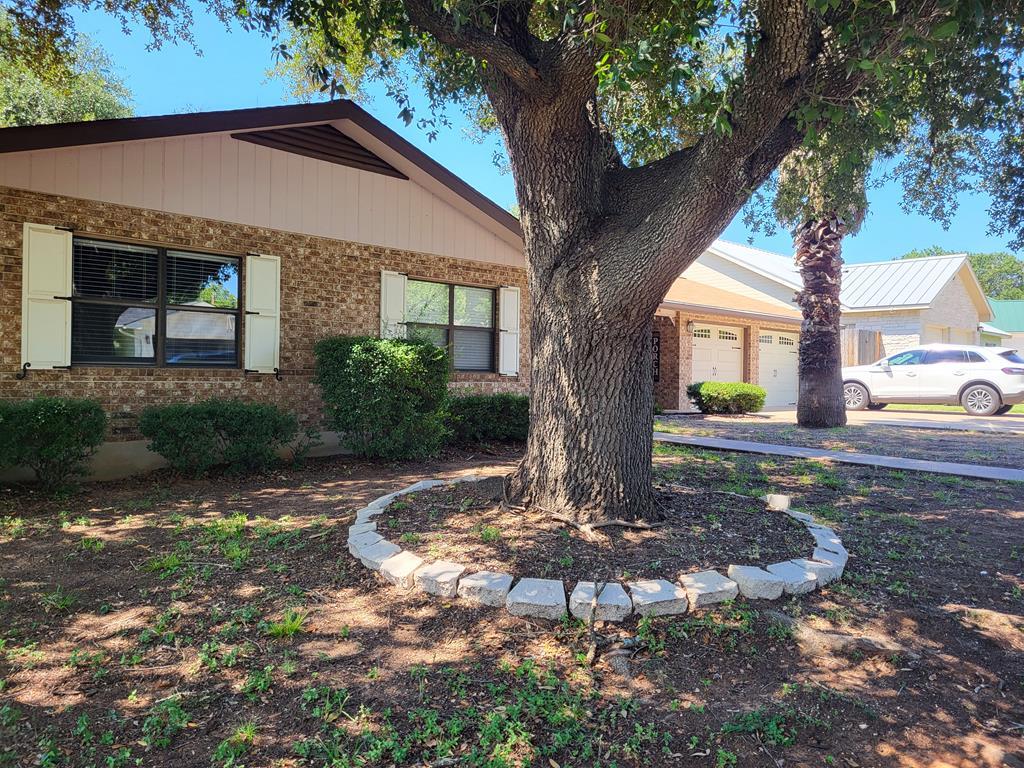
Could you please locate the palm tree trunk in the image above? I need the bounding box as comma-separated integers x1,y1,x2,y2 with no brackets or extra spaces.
795,216,848,428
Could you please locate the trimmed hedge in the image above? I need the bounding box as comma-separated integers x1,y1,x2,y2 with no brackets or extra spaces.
139,399,306,476
314,336,451,460
448,393,529,443
686,381,766,414
0,397,107,490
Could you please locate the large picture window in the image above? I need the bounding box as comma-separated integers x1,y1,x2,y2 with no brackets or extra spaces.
406,279,496,372
70,238,240,367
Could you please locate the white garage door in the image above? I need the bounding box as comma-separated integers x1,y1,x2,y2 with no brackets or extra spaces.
758,331,799,407
692,324,744,383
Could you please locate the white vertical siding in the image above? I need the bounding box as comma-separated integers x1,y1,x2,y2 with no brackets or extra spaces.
0,132,523,266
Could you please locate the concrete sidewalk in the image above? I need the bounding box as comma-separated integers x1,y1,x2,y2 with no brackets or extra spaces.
654,432,1024,482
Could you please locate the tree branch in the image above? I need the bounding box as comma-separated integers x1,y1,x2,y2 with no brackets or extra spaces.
403,0,543,90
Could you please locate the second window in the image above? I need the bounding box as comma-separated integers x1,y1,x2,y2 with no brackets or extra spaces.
405,279,495,372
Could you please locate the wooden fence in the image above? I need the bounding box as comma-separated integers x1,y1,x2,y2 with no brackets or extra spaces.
840,329,882,366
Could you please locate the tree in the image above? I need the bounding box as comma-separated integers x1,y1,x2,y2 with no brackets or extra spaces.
229,0,1024,523
901,247,1024,299
0,15,133,126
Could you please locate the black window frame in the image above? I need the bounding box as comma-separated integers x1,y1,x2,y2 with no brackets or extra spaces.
69,236,243,369
405,278,497,373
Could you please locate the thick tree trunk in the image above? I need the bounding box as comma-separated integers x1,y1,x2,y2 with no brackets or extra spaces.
795,217,848,428
505,281,658,524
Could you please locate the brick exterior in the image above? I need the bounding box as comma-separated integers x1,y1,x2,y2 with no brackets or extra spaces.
653,308,798,410
1,186,529,440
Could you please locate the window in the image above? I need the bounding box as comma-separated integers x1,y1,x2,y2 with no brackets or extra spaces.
718,329,739,341
70,238,240,367
966,351,986,362
692,327,711,339
406,279,496,372
886,350,925,366
999,350,1024,364
778,335,796,346
759,335,773,344
923,349,966,364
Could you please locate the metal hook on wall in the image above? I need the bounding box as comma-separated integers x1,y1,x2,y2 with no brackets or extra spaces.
15,362,30,380
273,367,283,382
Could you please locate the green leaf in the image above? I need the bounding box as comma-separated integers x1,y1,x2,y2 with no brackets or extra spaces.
932,20,959,39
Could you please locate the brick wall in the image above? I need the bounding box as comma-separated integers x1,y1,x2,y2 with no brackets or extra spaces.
1,186,529,440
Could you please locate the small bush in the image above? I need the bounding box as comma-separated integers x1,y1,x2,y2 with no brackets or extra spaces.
686,382,766,414
448,393,529,444
314,336,450,460
0,397,106,490
139,399,305,476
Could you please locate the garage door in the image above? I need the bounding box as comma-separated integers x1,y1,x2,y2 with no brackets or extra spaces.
692,324,743,383
758,331,799,407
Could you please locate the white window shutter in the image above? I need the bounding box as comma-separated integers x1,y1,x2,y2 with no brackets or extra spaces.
21,223,72,370
244,253,281,373
380,270,407,338
498,286,521,376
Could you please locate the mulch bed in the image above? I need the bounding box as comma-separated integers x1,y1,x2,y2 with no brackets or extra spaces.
383,476,815,582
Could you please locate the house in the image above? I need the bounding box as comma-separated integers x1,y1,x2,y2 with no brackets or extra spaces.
652,242,998,411
0,102,529,477
987,299,1024,349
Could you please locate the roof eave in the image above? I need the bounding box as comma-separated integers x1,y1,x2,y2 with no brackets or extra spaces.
704,243,802,290
659,299,801,325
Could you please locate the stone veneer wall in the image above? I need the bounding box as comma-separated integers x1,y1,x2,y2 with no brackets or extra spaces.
1,186,529,440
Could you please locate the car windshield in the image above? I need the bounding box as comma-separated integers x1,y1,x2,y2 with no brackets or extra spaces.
1000,350,1024,364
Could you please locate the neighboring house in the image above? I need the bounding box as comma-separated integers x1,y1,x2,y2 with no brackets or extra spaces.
653,242,997,411
988,299,1024,349
0,102,528,477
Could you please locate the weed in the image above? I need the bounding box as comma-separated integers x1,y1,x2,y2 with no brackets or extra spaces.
41,586,76,613
265,610,306,639
141,697,188,749
242,666,274,700
212,722,257,767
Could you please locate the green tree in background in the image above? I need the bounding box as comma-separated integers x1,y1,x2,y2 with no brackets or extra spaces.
901,247,1024,300
0,13,133,126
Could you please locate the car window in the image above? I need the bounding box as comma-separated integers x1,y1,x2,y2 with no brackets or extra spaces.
923,350,966,364
887,350,925,365
965,351,986,363
999,350,1024,364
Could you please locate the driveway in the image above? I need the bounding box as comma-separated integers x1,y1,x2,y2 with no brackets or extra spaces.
751,407,1024,434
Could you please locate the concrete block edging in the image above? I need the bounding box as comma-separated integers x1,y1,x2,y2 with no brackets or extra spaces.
347,478,847,623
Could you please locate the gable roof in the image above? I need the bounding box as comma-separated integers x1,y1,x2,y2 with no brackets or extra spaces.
703,241,991,318
661,277,801,323
0,101,522,241
989,299,1024,332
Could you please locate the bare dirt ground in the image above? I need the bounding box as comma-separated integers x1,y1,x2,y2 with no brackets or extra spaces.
655,414,1024,468
1,442,1022,767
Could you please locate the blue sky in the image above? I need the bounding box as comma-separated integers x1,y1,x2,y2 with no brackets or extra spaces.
73,9,1021,264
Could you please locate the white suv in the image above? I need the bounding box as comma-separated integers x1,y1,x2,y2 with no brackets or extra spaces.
842,344,1024,416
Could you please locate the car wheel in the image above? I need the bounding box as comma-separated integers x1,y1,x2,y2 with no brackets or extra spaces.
995,404,1013,415
843,382,869,410
961,384,1001,416
866,403,888,411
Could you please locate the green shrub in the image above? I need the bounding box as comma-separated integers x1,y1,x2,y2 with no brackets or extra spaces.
0,397,106,490
139,399,306,476
448,393,529,443
686,382,766,414
314,336,450,460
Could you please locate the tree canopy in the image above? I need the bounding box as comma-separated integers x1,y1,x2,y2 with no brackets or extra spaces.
0,12,133,126
901,246,1024,299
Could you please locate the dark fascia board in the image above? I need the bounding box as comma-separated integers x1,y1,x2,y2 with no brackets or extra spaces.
0,100,523,239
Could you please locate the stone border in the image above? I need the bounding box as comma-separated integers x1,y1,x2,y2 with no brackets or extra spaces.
347,477,848,621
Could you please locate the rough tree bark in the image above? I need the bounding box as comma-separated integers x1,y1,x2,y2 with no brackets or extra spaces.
398,0,941,522
795,216,848,428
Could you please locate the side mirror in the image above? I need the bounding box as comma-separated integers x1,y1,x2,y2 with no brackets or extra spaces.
877,360,891,370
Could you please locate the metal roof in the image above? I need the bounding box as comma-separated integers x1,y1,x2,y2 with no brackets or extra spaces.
706,240,801,288
989,299,1024,332
840,254,967,309
706,242,981,312
979,322,1012,337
